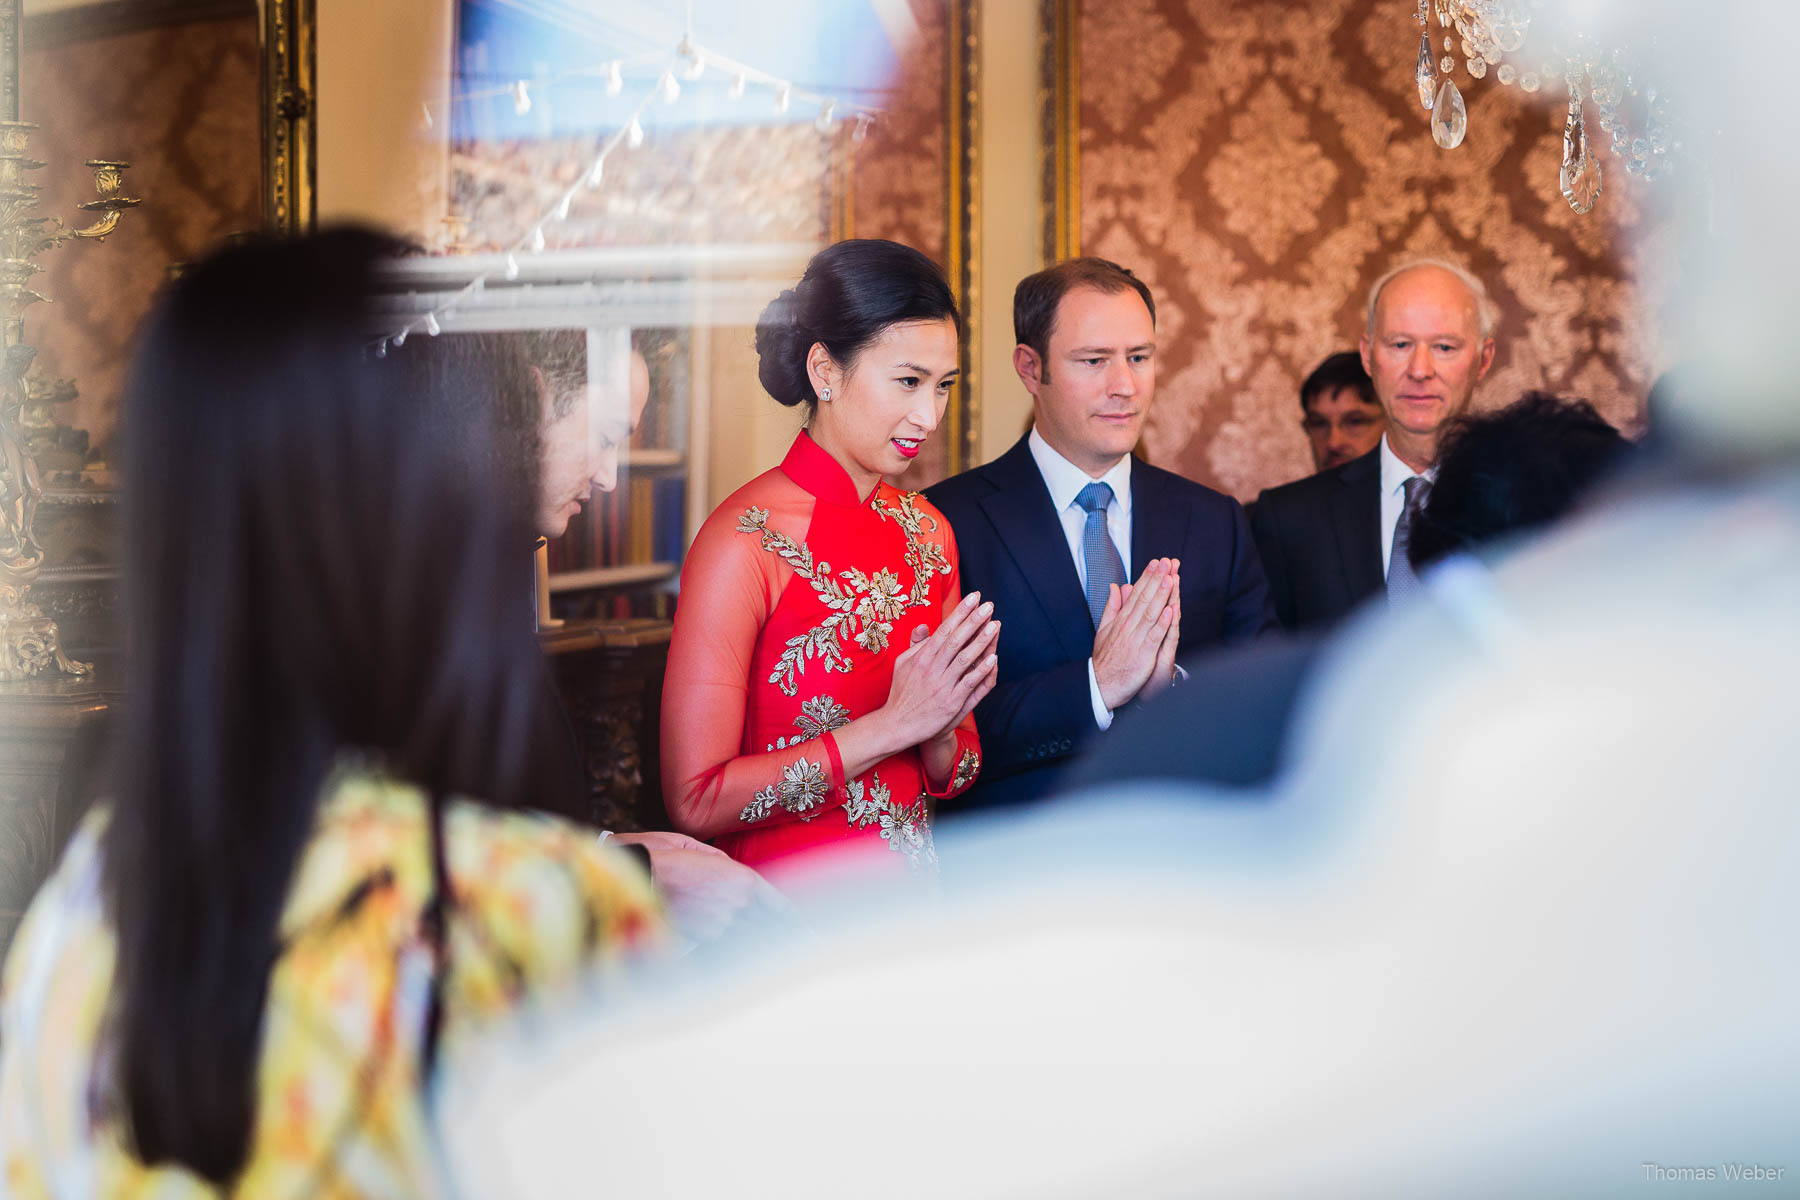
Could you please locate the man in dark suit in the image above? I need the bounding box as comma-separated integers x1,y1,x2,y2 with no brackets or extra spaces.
925,258,1273,811
1251,259,1497,632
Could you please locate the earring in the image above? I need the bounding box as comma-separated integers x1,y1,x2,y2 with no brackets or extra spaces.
820,386,832,403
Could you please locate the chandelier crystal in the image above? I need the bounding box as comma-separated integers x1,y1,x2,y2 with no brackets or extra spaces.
1410,0,1679,213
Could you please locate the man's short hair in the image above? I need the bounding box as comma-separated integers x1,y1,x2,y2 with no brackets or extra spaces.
1364,257,1498,340
522,329,586,420
1408,392,1633,569
1300,351,1377,413
1014,257,1156,382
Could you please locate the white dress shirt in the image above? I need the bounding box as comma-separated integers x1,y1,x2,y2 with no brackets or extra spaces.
1027,427,1132,730
1379,433,1435,579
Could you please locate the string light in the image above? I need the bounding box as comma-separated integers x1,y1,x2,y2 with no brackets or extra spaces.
381,37,884,350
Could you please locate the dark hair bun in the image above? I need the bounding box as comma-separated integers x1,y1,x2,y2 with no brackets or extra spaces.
754,285,816,409
753,239,960,413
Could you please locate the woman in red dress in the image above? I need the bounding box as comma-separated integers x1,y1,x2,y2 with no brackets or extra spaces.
662,240,995,881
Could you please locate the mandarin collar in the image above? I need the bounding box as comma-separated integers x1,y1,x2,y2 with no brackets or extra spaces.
780,431,874,507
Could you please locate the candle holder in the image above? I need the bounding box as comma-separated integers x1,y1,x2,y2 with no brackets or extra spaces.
0,121,139,681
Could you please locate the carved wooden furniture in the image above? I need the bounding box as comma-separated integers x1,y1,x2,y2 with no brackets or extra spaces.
537,616,672,833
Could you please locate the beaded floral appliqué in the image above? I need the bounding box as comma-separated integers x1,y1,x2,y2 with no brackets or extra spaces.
764,696,852,753
740,757,832,823
737,491,951,697
948,747,980,794
844,775,937,870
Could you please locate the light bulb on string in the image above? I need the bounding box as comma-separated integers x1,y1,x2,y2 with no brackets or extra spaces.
420,102,434,131
555,191,572,221
774,83,791,114
587,156,606,188
504,253,520,280
394,327,409,347
660,71,681,103
729,73,746,100
679,37,705,80
424,311,441,336
471,277,485,299
852,114,872,144
605,60,623,96
513,80,531,115
530,226,546,253
627,116,645,147
815,100,836,133
374,340,388,358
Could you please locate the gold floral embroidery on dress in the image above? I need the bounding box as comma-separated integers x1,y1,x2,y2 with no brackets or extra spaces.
764,696,852,752
740,757,831,823
843,774,937,870
948,747,980,793
737,497,952,697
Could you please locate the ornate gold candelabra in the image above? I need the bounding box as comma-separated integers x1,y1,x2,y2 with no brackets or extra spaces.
0,1,140,681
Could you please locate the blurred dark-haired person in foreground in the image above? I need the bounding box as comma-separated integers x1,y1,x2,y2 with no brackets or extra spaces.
661,238,992,886
1057,392,1635,796
1406,391,1633,571
1298,350,1384,473
0,231,667,1194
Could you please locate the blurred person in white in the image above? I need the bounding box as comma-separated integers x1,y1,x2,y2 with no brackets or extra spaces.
429,2,1800,1192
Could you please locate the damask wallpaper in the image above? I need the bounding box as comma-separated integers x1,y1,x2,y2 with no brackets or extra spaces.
1078,0,1678,501
22,14,263,461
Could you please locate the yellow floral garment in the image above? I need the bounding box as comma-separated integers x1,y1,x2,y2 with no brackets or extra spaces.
0,771,664,1198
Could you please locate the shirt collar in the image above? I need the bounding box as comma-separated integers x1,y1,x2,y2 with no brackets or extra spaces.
1028,426,1133,516
1379,432,1435,496
780,430,867,508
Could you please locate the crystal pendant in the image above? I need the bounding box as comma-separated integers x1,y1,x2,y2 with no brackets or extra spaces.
1432,78,1468,149
1417,33,1437,108
1560,105,1602,213
1497,63,1517,85
1468,55,1487,79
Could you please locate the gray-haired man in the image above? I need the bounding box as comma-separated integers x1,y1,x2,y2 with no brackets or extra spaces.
1250,259,1497,631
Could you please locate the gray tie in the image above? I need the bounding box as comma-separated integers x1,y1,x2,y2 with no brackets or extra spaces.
1387,475,1428,606
1075,481,1125,627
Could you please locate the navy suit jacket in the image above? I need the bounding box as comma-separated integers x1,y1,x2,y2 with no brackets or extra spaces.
1249,445,1385,632
924,436,1276,812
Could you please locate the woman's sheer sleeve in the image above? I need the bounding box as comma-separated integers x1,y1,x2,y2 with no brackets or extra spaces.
920,499,982,800
660,506,842,840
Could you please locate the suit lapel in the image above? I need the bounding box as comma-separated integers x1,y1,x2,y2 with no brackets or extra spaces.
1331,448,1385,600
1129,461,1189,580
976,437,1094,661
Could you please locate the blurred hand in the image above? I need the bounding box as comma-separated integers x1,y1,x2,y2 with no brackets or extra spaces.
1092,558,1178,710
610,830,786,942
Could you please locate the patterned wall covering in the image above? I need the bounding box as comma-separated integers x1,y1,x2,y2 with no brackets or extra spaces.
849,0,951,491
22,15,263,461
1078,0,1678,502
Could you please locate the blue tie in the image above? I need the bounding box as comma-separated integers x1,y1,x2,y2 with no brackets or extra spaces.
1075,481,1125,628
1387,475,1427,606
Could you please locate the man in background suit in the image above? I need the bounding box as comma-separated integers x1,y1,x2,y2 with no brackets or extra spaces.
926,258,1273,811
1250,259,1496,632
